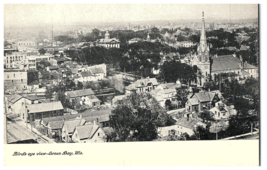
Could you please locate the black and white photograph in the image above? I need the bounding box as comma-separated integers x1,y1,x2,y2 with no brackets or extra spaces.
3,3,260,166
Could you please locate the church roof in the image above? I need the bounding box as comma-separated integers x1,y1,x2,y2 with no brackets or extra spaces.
212,55,242,73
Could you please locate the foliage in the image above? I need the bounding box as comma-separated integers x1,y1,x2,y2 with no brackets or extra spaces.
77,81,83,90
38,48,47,55
161,60,196,84
109,92,174,141
176,87,189,107
198,111,215,123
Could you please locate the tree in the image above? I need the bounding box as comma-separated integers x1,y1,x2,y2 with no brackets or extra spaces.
165,99,172,111
198,111,215,123
77,81,83,90
109,92,174,141
176,87,189,107
38,48,47,55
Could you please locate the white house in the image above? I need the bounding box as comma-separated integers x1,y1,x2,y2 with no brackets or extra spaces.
71,123,106,143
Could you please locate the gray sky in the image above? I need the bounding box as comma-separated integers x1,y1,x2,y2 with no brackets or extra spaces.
4,4,258,27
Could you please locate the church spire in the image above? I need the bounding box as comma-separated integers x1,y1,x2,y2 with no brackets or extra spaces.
200,11,207,48
197,11,209,62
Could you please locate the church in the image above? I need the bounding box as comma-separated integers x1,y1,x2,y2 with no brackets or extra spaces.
189,12,258,86
96,31,120,48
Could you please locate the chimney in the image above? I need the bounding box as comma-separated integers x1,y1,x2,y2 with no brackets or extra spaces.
93,120,96,125
79,115,82,119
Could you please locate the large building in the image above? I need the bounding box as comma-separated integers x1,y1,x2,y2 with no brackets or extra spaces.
190,12,210,84
4,52,27,69
4,70,27,90
189,12,258,86
96,31,120,48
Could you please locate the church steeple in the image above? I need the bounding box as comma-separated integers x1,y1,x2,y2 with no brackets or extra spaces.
197,11,209,62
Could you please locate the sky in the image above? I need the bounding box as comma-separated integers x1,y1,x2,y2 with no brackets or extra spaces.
4,4,258,27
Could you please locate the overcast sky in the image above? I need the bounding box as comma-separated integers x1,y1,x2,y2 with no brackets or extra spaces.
4,4,258,27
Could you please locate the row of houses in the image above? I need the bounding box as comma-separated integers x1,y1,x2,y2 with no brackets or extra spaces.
38,109,112,143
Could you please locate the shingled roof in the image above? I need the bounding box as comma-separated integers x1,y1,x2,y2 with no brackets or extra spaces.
64,119,86,134
194,91,215,102
42,109,112,126
66,88,94,98
27,101,63,114
75,124,99,140
212,55,242,73
126,78,158,91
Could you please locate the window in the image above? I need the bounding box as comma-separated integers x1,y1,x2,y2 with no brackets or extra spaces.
218,112,220,117
13,74,15,77
98,133,100,136
21,79,23,82
7,74,9,78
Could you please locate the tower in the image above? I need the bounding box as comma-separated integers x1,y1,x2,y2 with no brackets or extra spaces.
105,31,110,39
147,32,150,41
197,11,209,62
195,11,211,84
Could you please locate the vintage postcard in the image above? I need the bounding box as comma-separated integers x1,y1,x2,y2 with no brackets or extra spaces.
3,4,259,166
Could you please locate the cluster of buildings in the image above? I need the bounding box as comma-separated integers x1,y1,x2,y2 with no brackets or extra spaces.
5,11,259,143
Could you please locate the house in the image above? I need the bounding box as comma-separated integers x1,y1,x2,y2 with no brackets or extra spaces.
61,118,86,142
5,94,40,120
26,101,64,122
242,61,258,78
96,31,120,48
71,123,106,143
65,89,101,107
125,77,159,94
186,91,221,113
175,116,206,136
112,95,126,107
47,120,65,139
157,115,206,137
151,82,180,107
4,70,28,91
209,101,237,120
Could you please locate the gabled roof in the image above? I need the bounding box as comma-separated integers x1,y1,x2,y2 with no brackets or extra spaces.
188,97,199,105
194,92,214,102
75,124,99,140
27,101,64,114
64,119,86,133
126,78,158,90
7,94,23,104
243,62,257,69
212,55,242,72
66,88,95,98
48,120,64,130
97,38,120,44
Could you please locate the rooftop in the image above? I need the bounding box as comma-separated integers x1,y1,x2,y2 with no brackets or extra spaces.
27,101,64,114
212,55,242,72
6,121,37,143
75,124,99,140
66,88,95,98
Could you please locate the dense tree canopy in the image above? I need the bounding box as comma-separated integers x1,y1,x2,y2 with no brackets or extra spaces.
161,60,196,84
109,92,175,141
